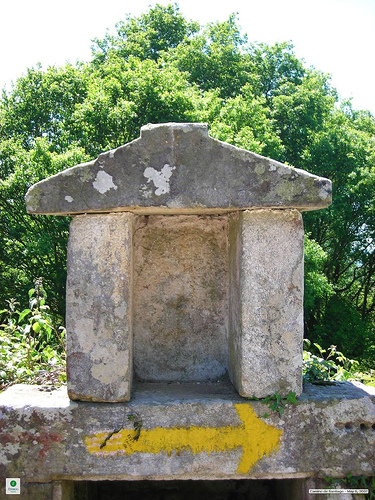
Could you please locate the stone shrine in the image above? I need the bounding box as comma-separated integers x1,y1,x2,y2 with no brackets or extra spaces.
0,123,374,500
25,122,331,402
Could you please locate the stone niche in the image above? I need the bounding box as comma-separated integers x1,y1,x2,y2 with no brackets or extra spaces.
133,214,229,383
25,122,332,402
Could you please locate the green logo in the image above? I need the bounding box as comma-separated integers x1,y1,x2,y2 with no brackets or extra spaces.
10,480,17,487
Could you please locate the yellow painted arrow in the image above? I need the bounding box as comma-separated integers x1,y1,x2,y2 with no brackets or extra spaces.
85,403,282,474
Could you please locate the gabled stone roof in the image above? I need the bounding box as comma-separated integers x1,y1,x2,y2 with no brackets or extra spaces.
25,122,332,215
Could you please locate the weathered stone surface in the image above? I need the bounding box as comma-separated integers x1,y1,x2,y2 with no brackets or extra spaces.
66,213,134,402
0,382,374,482
133,215,228,381
25,123,332,215
64,210,304,400
229,209,304,398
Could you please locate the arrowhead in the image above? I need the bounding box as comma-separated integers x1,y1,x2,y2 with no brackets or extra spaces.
234,404,282,474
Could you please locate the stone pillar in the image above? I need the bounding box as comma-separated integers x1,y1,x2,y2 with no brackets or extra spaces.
66,212,134,402
229,209,304,398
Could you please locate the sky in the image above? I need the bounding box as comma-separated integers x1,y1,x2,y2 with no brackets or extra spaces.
1,0,375,115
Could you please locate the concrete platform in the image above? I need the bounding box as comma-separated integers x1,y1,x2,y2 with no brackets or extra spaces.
0,381,374,485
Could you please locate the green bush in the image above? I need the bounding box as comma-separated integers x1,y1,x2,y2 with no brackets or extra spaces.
0,278,66,390
303,339,375,387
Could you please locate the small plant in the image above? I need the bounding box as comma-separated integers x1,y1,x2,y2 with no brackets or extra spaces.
128,412,143,441
0,278,66,390
303,339,358,384
262,390,297,418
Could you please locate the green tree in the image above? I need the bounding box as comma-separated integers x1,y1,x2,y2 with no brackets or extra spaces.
300,102,375,360
271,71,337,165
303,104,375,319
91,3,199,64
0,138,88,318
70,55,201,155
208,84,284,158
248,41,305,102
304,235,335,337
1,64,89,151
169,14,252,98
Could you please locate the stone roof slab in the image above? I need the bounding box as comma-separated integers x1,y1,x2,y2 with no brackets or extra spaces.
25,122,332,215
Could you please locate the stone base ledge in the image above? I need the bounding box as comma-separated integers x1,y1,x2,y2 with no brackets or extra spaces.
0,382,374,483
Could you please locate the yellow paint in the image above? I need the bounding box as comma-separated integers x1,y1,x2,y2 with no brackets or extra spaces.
85,403,282,474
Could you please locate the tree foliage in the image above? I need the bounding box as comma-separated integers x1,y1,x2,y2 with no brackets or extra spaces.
0,3,374,365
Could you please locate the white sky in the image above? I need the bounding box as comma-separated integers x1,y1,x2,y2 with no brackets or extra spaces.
1,0,375,115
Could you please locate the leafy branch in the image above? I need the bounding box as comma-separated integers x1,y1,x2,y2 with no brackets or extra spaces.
0,279,66,390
